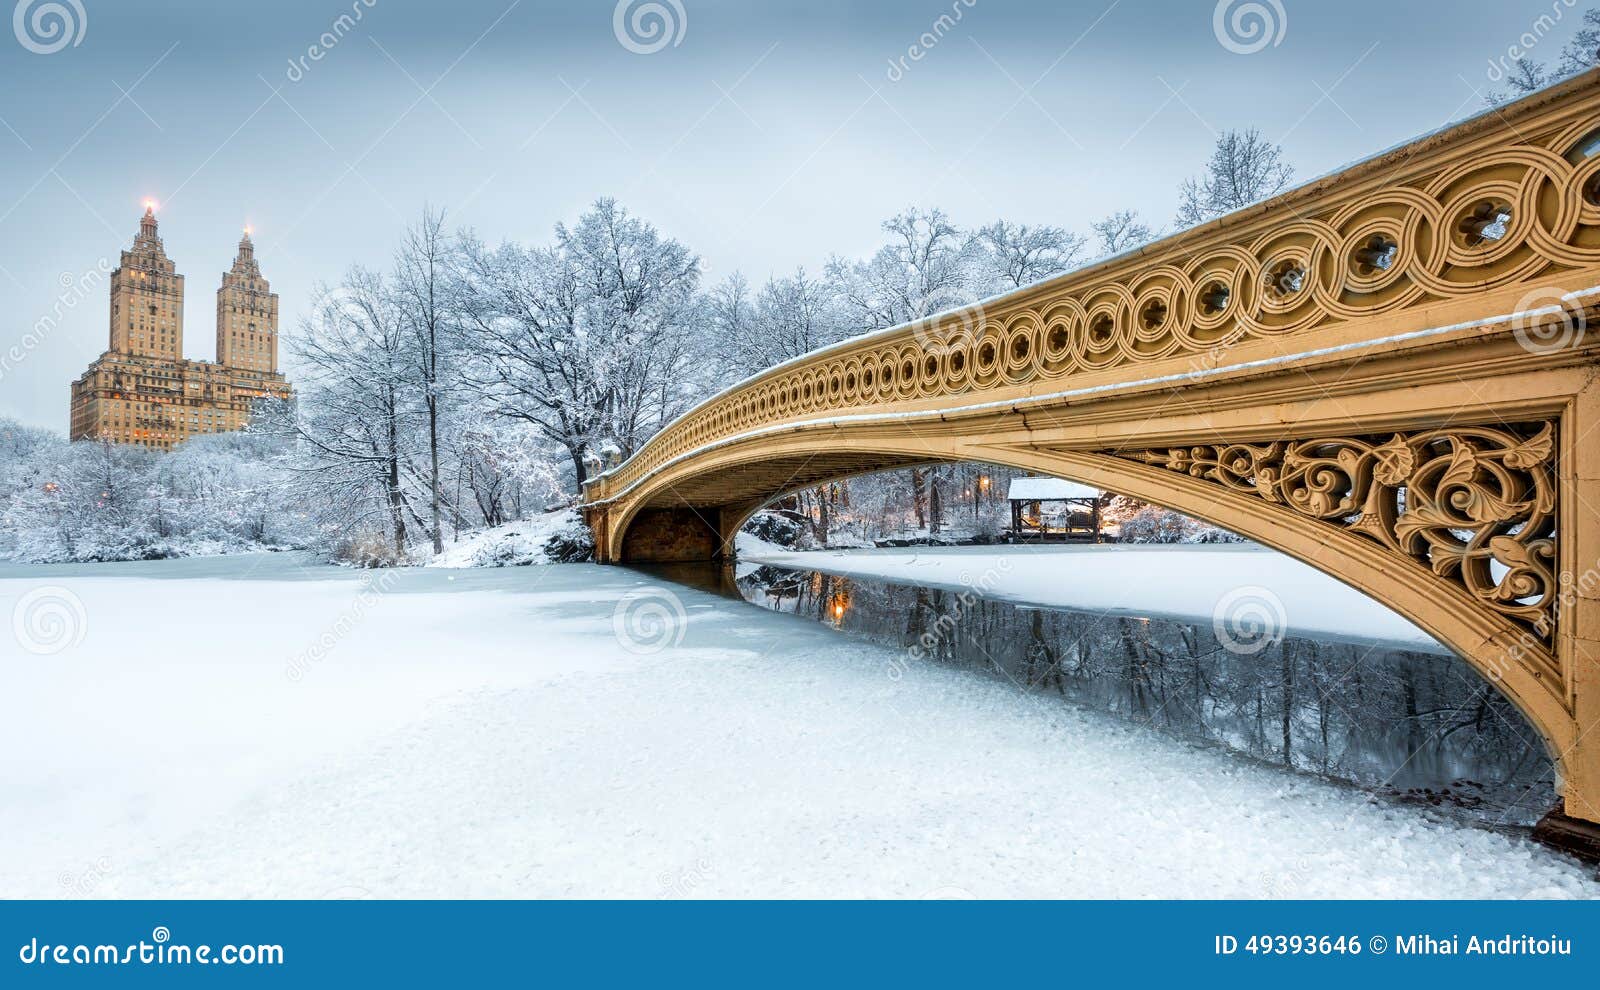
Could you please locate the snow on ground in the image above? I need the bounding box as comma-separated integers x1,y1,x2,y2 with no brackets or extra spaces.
428,509,591,568
1,554,1591,899
739,539,1448,655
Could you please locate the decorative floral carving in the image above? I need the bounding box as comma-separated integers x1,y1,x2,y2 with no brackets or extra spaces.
1117,423,1560,640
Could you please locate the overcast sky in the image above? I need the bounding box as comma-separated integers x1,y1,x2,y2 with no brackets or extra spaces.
0,0,1584,430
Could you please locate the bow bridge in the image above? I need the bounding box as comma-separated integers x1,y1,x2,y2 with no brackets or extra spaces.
582,71,1600,843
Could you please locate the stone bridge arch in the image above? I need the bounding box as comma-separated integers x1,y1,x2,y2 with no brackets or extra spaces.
583,71,1600,845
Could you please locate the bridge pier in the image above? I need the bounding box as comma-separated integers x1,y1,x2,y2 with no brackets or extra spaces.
599,505,747,564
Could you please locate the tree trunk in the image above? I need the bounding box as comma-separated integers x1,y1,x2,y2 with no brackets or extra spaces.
570,445,588,489
428,394,443,554
1280,641,1294,765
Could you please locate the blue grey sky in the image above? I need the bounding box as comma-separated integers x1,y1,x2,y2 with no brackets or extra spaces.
0,0,1584,430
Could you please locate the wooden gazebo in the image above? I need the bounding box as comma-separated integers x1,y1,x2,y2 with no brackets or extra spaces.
1007,476,1104,543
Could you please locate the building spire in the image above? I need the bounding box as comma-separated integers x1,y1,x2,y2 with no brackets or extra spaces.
138,200,158,241
230,224,260,276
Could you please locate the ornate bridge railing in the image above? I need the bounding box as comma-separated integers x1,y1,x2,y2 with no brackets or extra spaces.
583,70,1600,509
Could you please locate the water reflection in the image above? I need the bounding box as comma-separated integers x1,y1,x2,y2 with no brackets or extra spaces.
639,560,1554,829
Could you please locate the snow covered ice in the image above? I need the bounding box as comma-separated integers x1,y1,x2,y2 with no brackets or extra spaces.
1,554,1594,899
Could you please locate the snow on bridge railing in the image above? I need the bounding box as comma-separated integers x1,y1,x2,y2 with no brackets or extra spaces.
581,69,1600,506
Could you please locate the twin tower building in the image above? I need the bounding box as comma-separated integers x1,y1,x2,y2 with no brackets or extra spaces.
68,205,294,450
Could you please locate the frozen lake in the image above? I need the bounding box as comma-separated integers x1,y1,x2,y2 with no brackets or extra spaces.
0,553,1593,898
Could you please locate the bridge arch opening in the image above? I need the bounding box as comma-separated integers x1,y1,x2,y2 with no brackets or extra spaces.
595,438,1577,828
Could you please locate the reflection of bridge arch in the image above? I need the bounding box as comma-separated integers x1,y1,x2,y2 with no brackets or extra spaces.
583,72,1600,843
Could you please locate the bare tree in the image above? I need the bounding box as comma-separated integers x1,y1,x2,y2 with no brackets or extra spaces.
1557,9,1600,76
455,198,703,487
1175,129,1295,228
973,220,1086,289
272,268,420,557
1090,210,1156,257
829,207,980,330
393,207,461,554
1487,58,1549,104
710,267,849,378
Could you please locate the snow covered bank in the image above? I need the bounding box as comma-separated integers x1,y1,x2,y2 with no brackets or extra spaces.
428,509,592,568
738,540,1447,655
1,555,1589,898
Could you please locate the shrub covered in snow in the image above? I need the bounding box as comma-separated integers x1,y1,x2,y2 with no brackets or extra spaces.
428,509,594,568
1117,505,1247,545
740,509,812,549
0,425,310,563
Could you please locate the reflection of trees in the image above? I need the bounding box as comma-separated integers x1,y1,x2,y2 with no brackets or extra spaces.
736,567,1554,824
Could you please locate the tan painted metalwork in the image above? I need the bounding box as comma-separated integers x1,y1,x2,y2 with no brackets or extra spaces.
583,71,1600,826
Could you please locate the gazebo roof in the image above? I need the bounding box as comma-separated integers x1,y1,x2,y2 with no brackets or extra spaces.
1007,476,1099,501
